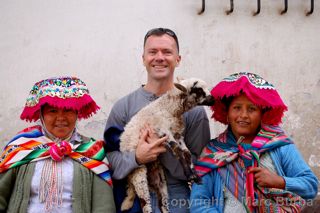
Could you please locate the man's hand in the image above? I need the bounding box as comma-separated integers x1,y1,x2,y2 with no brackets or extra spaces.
143,124,160,144
135,125,167,165
249,167,285,189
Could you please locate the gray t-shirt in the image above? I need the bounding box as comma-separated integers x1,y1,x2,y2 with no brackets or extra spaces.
104,86,211,185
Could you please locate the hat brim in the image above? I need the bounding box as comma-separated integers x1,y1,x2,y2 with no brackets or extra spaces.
20,94,100,122
211,76,287,125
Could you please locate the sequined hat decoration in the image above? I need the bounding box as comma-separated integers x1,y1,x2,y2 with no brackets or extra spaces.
20,76,100,122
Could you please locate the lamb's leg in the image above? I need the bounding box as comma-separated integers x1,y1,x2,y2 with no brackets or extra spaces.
121,181,136,211
158,166,169,213
181,148,201,184
128,166,153,213
161,132,201,183
167,140,201,184
147,162,169,213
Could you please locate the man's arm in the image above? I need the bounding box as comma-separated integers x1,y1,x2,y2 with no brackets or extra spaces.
107,139,167,179
106,151,138,180
104,102,140,179
104,103,167,180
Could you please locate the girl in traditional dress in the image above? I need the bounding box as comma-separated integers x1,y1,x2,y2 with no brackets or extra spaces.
191,72,318,213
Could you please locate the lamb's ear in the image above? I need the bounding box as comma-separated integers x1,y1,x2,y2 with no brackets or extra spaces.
176,76,185,83
174,83,187,93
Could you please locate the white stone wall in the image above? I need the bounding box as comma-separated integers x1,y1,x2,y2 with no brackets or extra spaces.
0,0,319,184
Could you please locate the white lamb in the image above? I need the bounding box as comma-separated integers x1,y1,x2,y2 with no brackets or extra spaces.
119,78,215,213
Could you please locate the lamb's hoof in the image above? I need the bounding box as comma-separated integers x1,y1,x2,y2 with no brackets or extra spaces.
142,205,153,213
121,200,134,211
161,206,169,213
160,198,169,213
188,173,202,184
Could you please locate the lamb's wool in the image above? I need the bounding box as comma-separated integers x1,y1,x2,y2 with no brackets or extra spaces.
120,78,214,213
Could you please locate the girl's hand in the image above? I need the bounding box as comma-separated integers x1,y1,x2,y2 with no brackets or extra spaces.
249,167,285,189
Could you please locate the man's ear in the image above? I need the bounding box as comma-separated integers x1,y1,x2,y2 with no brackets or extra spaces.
142,54,146,66
174,83,187,93
176,55,181,67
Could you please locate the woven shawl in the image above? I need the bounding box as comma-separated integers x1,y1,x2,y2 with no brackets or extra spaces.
195,125,304,212
0,125,112,186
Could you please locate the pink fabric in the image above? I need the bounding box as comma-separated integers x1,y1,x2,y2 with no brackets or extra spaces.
211,75,287,125
20,94,100,122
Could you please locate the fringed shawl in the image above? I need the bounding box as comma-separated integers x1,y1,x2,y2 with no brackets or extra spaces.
195,125,304,212
0,125,112,186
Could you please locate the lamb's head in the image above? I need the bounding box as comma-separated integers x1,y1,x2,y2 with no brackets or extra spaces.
174,78,215,110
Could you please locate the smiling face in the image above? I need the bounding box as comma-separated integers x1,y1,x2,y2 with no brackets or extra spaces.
227,94,262,143
42,105,77,139
142,34,181,82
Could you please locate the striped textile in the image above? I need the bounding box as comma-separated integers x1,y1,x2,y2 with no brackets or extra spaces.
195,125,304,212
0,125,112,186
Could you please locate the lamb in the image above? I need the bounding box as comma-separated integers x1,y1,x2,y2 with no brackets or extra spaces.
119,78,215,213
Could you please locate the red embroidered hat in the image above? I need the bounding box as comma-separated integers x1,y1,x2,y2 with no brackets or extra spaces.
210,72,287,125
20,77,100,122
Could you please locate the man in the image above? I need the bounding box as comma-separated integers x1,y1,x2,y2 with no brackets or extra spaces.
104,28,210,213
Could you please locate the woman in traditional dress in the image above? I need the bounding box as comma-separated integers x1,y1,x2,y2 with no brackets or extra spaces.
0,76,115,212
191,72,318,212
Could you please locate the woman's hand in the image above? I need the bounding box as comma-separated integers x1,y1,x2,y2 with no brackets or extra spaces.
249,167,285,189
135,124,168,165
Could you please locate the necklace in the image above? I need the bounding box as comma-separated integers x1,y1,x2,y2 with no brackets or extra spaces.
39,158,63,212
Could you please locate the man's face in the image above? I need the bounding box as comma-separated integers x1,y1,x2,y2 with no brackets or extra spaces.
142,34,181,81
